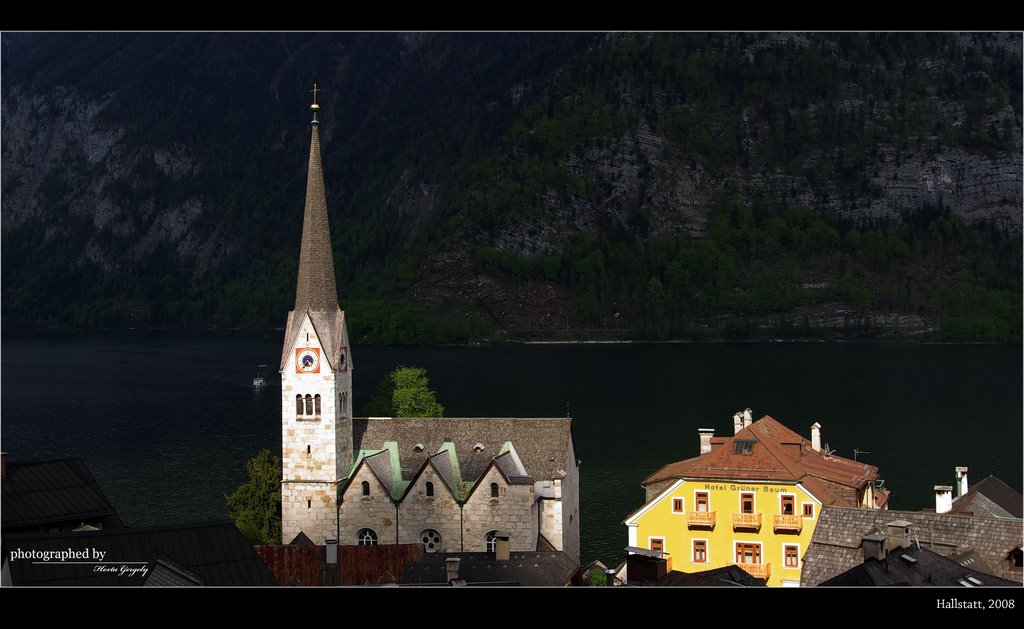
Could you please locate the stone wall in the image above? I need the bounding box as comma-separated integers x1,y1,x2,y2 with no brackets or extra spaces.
461,466,537,552
338,464,398,546
559,441,581,562
281,481,337,545
396,465,463,552
280,313,352,544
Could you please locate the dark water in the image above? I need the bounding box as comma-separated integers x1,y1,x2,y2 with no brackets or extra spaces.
2,332,1021,566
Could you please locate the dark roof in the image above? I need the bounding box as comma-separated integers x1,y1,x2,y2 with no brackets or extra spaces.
143,556,207,587
352,417,574,484
951,476,1023,518
820,545,1019,586
292,121,338,314
642,416,880,507
801,506,1024,586
1,457,122,530
401,551,578,586
3,520,275,586
288,531,315,547
644,565,767,587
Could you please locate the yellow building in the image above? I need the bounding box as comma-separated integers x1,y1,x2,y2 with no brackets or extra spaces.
624,412,889,587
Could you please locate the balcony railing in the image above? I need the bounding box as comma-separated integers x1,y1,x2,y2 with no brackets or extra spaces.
687,510,716,528
732,512,762,530
773,514,803,533
736,562,771,580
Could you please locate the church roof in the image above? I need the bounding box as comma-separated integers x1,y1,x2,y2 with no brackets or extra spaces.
293,116,338,314
642,416,880,507
352,417,574,487
280,98,346,372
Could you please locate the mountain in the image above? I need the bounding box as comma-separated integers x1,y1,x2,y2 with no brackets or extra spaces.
2,32,1020,341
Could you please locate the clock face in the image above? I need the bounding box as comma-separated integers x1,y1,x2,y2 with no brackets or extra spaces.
295,348,320,374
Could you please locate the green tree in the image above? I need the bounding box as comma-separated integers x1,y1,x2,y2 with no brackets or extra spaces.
225,449,281,545
366,366,445,417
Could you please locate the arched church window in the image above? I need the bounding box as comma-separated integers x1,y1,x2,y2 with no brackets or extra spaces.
357,528,378,545
420,529,442,553
361,481,370,497
305,394,313,416
485,530,499,553
314,394,321,415
296,395,304,416
426,482,434,497
490,483,499,498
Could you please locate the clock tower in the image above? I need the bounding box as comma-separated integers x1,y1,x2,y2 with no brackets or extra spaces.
279,85,353,544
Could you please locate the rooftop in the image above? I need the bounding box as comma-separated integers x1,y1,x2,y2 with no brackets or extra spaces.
951,475,1023,519
1,456,123,531
801,505,1023,586
401,550,578,586
820,544,1019,587
643,416,880,506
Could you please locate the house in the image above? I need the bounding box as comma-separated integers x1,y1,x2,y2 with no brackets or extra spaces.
818,520,1019,586
278,87,579,561
932,466,1022,519
801,506,1023,586
623,410,889,587
2,520,275,586
1,454,123,534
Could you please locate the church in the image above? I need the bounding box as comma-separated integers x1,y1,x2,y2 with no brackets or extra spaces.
279,88,580,562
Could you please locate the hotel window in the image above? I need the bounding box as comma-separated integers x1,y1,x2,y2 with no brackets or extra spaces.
741,492,754,514
693,540,707,563
672,498,684,513
695,492,709,512
357,528,378,545
802,503,814,518
735,543,762,565
781,495,795,515
784,545,799,568
650,538,665,554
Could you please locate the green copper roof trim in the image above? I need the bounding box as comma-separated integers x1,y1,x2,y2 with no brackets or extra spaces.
381,441,408,500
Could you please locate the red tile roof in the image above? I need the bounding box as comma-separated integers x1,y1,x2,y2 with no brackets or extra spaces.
643,416,881,507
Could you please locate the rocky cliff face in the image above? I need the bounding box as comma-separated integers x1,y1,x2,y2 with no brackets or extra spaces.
1,32,1020,334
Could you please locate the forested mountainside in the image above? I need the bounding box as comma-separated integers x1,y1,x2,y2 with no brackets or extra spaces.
2,32,1020,342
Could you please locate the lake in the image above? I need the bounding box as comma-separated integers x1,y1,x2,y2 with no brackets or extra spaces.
2,331,1020,566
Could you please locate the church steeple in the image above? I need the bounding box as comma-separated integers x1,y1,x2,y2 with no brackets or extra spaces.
293,83,339,312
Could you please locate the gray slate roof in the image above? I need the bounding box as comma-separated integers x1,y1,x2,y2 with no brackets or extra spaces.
1,457,122,530
951,476,1023,518
401,550,578,586
3,520,275,586
820,545,1019,586
293,123,338,314
801,505,1024,586
352,417,574,484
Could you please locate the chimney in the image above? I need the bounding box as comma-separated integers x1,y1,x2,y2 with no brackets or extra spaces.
495,532,511,561
934,485,953,514
698,429,715,455
604,568,616,587
733,412,744,435
955,466,969,498
445,557,461,583
325,538,337,565
861,532,887,562
885,520,913,550
810,422,822,453
742,408,753,428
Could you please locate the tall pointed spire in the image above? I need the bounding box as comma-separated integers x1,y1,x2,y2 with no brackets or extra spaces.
293,83,339,312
